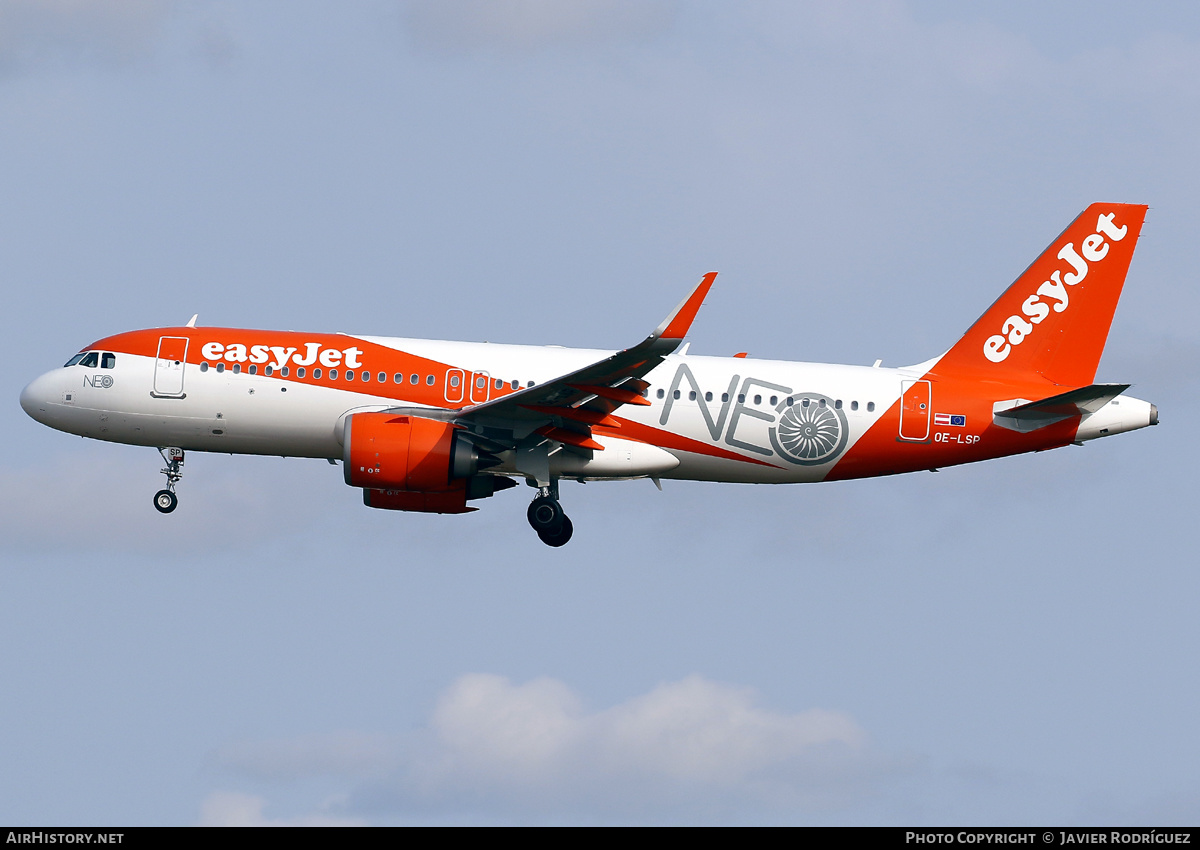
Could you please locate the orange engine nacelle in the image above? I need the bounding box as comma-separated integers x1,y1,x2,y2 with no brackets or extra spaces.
344,412,462,486
343,412,509,514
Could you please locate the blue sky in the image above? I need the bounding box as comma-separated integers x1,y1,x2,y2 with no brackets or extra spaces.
2,0,1198,825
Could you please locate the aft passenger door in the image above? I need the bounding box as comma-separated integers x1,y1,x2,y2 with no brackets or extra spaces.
899,379,931,441
153,336,189,398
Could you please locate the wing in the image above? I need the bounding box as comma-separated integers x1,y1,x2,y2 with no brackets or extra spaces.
428,273,716,463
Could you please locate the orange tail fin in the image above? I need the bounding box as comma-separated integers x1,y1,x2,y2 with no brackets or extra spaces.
933,203,1147,386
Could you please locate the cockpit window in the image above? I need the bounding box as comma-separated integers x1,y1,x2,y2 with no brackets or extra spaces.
64,353,87,367
101,353,116,369
79,352,99,368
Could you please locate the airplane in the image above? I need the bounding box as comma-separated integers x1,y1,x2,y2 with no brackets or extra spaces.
20,203,1157,546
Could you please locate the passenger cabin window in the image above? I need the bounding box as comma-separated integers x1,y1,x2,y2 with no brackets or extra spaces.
426,375,435,386
867,402,875,412
362,371,371,382
265,366,274,376
249,365,258,375
657,389,665,399
722,393,730,402
64,353,87,367
394,373,403,383
379,372,386,383
673,390,681,400
313,368,322,378
233,364,242,374
330,370,338,380
851,400,859,411
200,362,210,372
295,367,304,377
410,374,418,385
689,391,697,401
101,353,116,369
705,392,713,402
216,363,226,373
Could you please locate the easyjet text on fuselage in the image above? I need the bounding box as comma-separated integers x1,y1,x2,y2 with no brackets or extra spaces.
200,341,365,371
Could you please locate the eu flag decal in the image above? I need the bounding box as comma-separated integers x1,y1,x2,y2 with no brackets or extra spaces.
934,413,967,427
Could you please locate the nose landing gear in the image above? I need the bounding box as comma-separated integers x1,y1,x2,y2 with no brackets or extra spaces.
154,489,178,513
154,447,184,514
527,487,573,547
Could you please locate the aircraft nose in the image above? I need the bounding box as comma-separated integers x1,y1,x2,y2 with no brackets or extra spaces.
20,372,58,424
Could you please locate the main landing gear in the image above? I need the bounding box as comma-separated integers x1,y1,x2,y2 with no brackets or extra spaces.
527,485,573,547
153,447,184,514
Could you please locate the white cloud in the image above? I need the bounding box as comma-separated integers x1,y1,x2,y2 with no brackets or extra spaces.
197,791,366,827
211,674,898,821
363,673,896,820
429,673,865,781
401,0,677,52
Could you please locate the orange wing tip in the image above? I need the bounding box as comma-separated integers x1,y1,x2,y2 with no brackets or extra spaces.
568,384,651,406
535,425,605,451
656,271,717,341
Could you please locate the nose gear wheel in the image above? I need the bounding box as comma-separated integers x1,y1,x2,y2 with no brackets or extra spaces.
154,489,178,513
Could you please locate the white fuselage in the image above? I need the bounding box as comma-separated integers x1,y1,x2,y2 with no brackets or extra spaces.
22,334,914,484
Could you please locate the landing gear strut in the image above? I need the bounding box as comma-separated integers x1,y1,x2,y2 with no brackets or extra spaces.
527,485,573,547
154,447,184,514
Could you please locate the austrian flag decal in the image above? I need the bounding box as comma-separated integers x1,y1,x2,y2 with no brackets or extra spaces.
934,413,966,427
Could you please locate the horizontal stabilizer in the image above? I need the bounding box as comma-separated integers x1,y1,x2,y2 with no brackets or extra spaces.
992,383,1130,432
